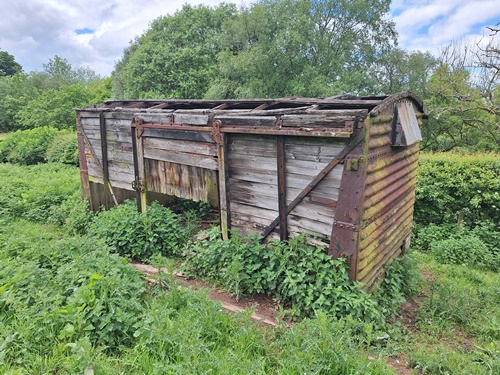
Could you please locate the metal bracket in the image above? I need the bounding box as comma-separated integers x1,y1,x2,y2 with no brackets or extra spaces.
275,116,283,129
332,220,360,231
211,119,223,145
134,118,144,138
345,157,366,171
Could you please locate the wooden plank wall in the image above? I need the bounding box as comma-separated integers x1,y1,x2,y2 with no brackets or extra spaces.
80,112,135,192
228,134,345,240
285,137,345,239
228,135,278,235
80,112,220,207
142,132,218,205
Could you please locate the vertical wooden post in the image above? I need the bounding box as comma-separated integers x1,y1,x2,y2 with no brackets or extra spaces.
76,115,92,206
131,119,147,213
99,112,110,208
277,135,288,241
214,120,231,240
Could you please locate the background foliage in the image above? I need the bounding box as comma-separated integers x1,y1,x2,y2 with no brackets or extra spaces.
414,152,500,226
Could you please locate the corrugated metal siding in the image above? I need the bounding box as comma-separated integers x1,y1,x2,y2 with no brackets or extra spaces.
356,101,422,289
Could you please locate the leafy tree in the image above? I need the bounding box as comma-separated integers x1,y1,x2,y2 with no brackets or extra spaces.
423,35,500,151
0,73,37,131
112,3,236,99
16,78,111,130
0,49,22,76
0,57,108,131
206,0,397,98
370,48,437,97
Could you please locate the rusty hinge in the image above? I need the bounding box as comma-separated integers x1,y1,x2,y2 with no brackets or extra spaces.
332,220,360,231
132,179,145,192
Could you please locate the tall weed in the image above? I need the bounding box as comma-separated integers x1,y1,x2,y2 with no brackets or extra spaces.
91,200,189,260
0,163,81,223
0,126,59,164
183,229,410,323
0,221,146,368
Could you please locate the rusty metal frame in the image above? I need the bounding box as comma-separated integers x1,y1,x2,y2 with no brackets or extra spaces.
131,118,212,136
130,125,144,212
328,128,368,280
220,126,352,138
131,120,148,213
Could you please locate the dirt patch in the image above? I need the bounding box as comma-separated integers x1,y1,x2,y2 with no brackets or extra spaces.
396,297,420,332
132,262,287,327
385,356,416,375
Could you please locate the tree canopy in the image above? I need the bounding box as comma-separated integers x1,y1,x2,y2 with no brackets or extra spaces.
0,50,22,77
112,0,398,99
112,3,236,99
207,0,397,98
0,56,110,132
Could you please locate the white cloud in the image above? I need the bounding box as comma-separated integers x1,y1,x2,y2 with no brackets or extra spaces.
1,0,498,77
392,0,500,55
1,0,240,76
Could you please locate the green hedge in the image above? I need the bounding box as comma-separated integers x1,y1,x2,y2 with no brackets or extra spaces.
0,126,58,164
0,127,78,165
415,152,500,226
45,131,79,165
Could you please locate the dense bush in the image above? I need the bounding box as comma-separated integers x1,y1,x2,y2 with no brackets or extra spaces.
0,222,146,366
183,228,413,322
45,130,79,165
432,235,499,272
0,127,78,165
414,221,499,272
415,152,500,226
91,200,189,260
0,162,81,222
0,126,58,164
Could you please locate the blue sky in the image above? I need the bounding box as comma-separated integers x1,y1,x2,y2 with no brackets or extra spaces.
1,0,499,76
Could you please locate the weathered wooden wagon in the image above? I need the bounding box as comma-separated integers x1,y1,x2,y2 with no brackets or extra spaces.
76,92,424,289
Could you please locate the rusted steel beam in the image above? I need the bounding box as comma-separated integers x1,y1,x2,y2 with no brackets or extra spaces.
220,126,352,138
131,120,213,135
261,129,366,240
99,112,119,207
328,127,370,280
99,112,110,208
276,136,288,241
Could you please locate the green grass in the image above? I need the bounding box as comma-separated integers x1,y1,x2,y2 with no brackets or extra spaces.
0,163,393,374
1,161,499,374
393,251,500,374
